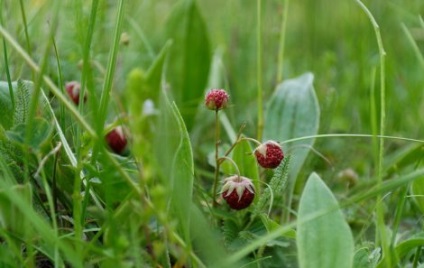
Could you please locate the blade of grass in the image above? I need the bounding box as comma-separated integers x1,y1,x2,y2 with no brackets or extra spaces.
352,1,388,264
401,23,424,70
0,25,96,137
276,0,289,83
0,9,14,110
97,0,125,136
256,0,263,140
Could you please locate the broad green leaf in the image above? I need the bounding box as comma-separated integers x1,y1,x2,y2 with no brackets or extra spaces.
190,205,235,268
6,117,52,150
0,81,14,130
297,172,354,268
0,184,32,237
264,72,319,181
170,100,194,242
166,0,211,130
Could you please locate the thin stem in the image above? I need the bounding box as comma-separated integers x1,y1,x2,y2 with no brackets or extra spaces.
256,0,264,141
412,246,422,268
280,133,424,145
18,0,31,55
218,156,241,177
354,0,388,266
212,110,221,207
276,0,289,83
240,137,262,147
1,15,14,110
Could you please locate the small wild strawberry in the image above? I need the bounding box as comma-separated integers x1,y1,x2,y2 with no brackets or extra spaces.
105,126,128,155
254,140,284,169
65,81,86,105
221,175,255,210
205,89,229,111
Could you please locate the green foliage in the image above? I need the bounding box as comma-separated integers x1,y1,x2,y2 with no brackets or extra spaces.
264,73,319,181
1,0,424,267
297,172,354,268
169,99,194,242
255,156,290,215
165,0,211,130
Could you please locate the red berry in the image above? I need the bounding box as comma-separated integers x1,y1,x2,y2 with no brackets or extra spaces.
65,81,87,105
221,176,255,210
105,126,128,155
205,89,229,111
254,141,284,169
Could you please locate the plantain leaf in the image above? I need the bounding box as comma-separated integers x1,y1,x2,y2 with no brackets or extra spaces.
6,117,52,150
263,72,319,181
165,0,211,130
297,172,354,268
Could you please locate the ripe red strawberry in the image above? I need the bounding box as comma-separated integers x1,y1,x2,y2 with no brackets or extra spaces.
65,81,87,105
221,176,255,210
254,140,284,169
205,89,229,111
105,126,128,155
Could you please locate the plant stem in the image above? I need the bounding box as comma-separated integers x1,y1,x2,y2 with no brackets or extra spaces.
212,110,221,207
280,133,424,145
276,0,289,83
256,0,264,141
354,0,388,266
218,156,241,177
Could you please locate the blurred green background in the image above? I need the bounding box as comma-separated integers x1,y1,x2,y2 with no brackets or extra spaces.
2,0,424,181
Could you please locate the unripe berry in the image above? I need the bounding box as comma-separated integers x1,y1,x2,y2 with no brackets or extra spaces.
221,175,255,210
254,141,284,169
105,126,128,155
65,81,87,105
205,89,229,111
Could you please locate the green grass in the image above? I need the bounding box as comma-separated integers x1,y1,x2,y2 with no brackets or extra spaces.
1,0,424,267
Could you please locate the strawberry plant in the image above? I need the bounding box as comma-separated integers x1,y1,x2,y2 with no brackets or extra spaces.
1,0,424,267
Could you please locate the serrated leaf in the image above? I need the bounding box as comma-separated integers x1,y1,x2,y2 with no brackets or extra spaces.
222,218,239,245
6,117,52,150
353,248,376,268
264,73,319,181
0,81,15,130
14,80,32,125
166,0,211,130
297,172,354,268
254,156,290,214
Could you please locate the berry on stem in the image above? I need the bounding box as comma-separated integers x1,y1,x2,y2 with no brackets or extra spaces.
221,175,255,210
254,140,284,169
205,89,229,111
65,81,87,105
105,126,128,155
